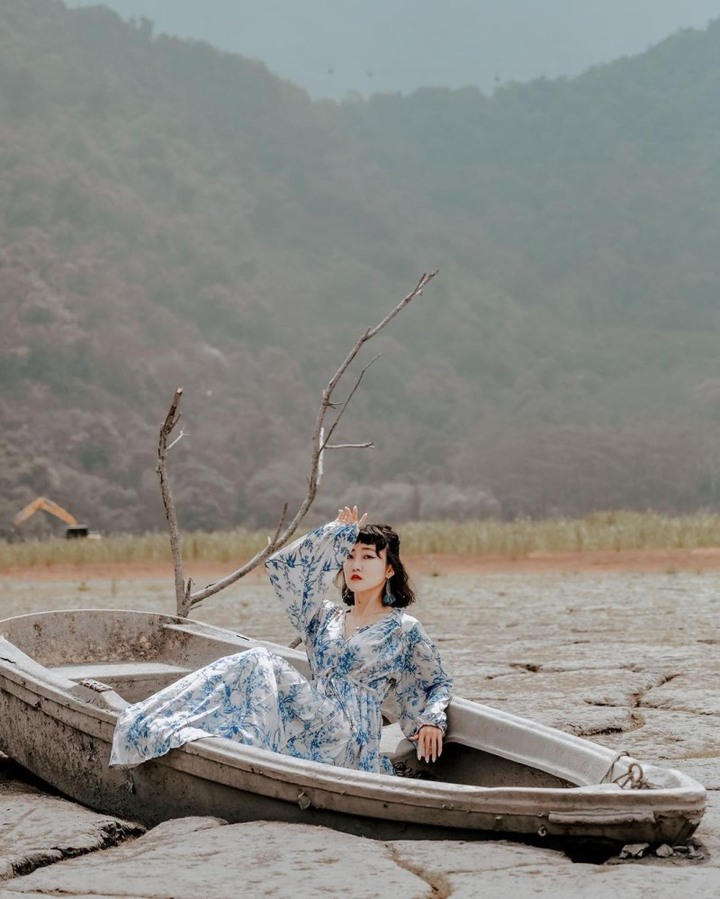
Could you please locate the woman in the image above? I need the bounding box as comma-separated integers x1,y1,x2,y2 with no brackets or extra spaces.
110,506,452,774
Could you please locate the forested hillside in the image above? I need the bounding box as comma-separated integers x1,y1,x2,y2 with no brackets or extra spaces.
2,0,720,536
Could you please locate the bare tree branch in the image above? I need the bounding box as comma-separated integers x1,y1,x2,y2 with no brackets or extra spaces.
156,387,187,613
321,354,380,451
268,502,289,548
160,270,438,616
326,442,374,450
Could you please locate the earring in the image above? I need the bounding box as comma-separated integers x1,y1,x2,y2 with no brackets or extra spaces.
382,578,394,606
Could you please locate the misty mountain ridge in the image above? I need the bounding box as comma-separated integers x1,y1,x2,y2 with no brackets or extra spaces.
64,0,720,100
2,0,720,536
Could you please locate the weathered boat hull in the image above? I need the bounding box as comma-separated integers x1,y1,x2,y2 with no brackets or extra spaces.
0,609,706,848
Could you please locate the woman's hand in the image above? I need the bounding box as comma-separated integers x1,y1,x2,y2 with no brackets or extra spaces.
410,725,444,764
337,506,368,527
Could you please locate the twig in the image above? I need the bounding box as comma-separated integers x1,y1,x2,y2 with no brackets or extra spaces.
321,354,380,450
326,442,374,450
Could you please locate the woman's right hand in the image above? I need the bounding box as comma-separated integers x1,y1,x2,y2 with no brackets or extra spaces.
410,725,444,764
337,506,367,527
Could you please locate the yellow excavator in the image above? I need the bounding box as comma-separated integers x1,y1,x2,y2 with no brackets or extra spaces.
13,497,90,539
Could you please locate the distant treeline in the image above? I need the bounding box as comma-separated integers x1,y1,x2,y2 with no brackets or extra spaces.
1,0,720,534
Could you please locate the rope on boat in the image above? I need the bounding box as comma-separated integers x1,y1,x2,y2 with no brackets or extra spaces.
601,750,650,789
393,761,437,780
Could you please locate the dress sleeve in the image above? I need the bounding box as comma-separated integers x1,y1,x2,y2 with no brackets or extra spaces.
395,618,452,739
264,520,358,636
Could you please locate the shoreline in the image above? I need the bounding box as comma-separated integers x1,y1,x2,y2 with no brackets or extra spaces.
3,546,720,581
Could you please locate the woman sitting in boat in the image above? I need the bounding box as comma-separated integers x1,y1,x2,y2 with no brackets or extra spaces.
109,506,452,774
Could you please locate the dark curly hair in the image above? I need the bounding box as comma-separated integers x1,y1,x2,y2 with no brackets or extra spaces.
339,523,416,608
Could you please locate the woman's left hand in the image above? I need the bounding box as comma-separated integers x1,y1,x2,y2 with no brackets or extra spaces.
410,725,444,763
337,505,367,527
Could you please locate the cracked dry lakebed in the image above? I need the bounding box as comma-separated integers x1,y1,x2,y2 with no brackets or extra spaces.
0,561,719,896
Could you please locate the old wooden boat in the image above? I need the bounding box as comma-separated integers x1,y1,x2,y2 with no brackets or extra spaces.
0,609,706,852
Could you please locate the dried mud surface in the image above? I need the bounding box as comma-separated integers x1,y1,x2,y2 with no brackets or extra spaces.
1,555,720,896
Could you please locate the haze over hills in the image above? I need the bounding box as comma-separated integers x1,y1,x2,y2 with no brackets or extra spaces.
2,0,720,536
65,0,720,99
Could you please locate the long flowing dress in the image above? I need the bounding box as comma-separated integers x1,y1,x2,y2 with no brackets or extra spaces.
109,520,452,774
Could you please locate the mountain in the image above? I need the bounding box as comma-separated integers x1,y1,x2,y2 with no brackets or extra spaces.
2,0,720,536
64,0,720,100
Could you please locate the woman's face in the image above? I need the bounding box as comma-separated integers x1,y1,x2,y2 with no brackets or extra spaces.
343,542,393,597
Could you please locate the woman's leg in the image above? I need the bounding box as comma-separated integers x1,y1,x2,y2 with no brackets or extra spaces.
109,647,344,766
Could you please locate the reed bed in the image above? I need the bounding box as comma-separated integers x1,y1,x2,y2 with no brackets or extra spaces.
399,511,720,557
0,529,267,570
2,511,720,571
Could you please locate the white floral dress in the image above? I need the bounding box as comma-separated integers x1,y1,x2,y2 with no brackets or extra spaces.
109,521,452,774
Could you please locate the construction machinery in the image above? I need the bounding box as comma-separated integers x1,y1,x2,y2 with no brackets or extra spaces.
13,497,90,539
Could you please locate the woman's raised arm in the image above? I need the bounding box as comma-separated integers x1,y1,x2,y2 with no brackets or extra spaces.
264,512,359,635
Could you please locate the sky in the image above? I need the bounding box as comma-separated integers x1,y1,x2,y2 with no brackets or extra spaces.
65,0,720,98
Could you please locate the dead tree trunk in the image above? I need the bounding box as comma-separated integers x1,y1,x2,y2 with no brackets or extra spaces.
157,270,438,617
